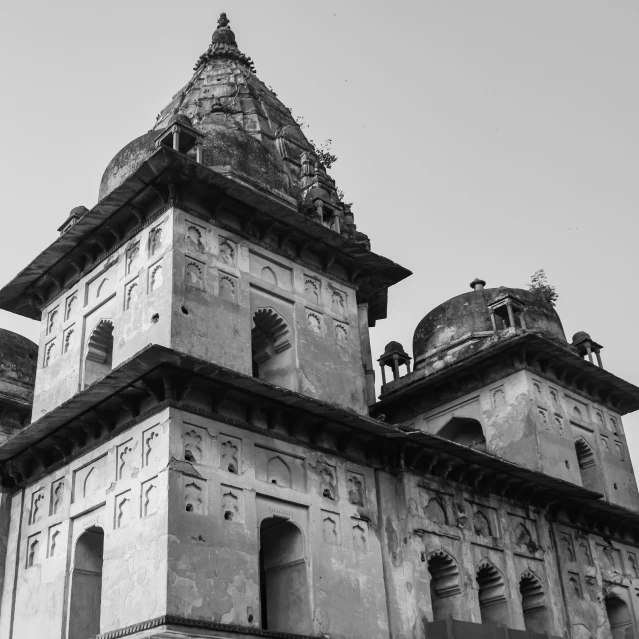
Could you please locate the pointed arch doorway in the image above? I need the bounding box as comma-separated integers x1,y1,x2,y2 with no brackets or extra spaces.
67,526,104,639
258,516,312,634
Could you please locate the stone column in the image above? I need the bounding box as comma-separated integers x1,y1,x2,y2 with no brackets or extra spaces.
358,303,376,406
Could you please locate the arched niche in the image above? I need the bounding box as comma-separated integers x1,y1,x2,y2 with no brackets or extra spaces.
574,437,603,493
605,593,635,639
84,319,114,388
251,308,294,390
266,456,292,488
436,417,486,450
476,560,509,627
259,517,312,634
424,498,447,525
67,527,104,639
427,550,462,621
519,571,551,633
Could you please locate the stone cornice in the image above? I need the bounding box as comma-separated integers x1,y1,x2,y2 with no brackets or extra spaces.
2,345,639,543
375,332,639,417
0,148,410,321
97,615,315,639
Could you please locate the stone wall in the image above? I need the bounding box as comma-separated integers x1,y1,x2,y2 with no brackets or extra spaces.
410,369,638,512
2,404,639,638
170,206,367,413
31,205,368,420
164,409,388,638
0,409,170,638
32,209,175,418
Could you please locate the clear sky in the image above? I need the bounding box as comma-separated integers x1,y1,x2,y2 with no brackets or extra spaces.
1,1,638,465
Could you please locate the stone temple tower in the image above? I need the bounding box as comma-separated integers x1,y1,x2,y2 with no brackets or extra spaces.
0,13,408,639
2,12,639,639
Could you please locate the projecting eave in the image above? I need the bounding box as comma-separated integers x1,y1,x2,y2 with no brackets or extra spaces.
0,345,603,503
375,331,639,417
0,344,396,465
0,147,411,321
6,344,639,538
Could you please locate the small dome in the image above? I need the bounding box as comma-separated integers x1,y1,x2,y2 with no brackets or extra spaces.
99,130,159,201
69,205,89,217
383,341,405,355
413,287,566,367
572,331,591,344
0,329,37,388
166,113,194,128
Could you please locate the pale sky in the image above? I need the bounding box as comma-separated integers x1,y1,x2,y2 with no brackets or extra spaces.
1,1,638,466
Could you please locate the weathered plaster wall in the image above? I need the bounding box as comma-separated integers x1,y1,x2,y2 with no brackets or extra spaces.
411,370,638,510
377,470,569,638
30,204,368,420
3,403,639,638
553,519,639,638
32,211,174,418
0,410,171,638
166,409,389,639
170,207,368,414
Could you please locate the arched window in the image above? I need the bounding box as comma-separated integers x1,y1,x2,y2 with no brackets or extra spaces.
437,417,486,450
427,550,462,621
605,593,635,639
519,571,551,633
259,517,311,634
251,308,294,390
476,561,509,627
574,437,603,493
67,527,104,639
84,320,114,387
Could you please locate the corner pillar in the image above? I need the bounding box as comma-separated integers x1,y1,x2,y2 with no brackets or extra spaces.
358,303,376,406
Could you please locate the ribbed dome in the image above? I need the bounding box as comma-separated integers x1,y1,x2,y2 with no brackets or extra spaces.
0,329,37,387
99,14,314,202
413,287,566,366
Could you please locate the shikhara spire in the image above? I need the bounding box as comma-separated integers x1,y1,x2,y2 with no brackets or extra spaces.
193,12,255,72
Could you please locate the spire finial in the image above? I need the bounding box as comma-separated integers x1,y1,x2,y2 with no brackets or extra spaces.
193,11,255,72
470,278,486,291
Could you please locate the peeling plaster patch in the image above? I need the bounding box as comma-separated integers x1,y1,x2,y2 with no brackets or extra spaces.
314,588,330,633
299,370,318,396
105,482,116,494
170,573,203,615
385,516,400,566
220,573,259,625
166,457,203,478
571,623,592,639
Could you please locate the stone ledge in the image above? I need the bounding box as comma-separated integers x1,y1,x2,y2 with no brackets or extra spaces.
97,615,316,639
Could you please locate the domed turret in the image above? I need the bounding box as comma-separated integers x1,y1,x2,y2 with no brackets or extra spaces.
413,284,566,370
99,13,318,203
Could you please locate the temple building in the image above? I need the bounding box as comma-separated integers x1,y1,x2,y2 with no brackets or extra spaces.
1,13,639,639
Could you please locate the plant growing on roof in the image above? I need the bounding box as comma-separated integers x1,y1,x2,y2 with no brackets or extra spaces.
528,269,558,307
